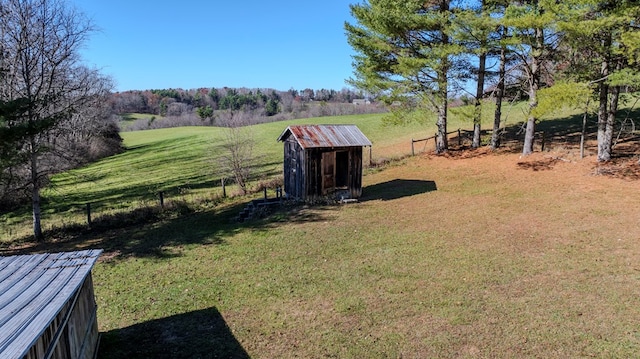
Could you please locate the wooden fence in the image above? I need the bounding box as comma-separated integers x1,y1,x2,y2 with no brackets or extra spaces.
83,185,283,227
411,128,466,156
410,128,549,155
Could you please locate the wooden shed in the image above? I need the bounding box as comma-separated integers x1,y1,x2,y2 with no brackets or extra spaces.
277,125,372,201
0,249,102,359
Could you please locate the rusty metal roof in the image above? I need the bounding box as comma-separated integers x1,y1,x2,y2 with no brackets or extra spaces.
0,249,102,359
277,125,372,149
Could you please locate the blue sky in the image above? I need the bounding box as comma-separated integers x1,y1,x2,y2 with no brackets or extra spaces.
73,1,358,92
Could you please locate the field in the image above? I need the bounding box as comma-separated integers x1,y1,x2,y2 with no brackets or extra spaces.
1,109,472,242
2,104,640,358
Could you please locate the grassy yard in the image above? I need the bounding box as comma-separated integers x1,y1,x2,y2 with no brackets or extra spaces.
2,102,640,358
91,148,640,358
1,107,491,242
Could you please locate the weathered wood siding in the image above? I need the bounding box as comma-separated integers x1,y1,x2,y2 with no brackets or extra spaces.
304,148,323,200
278,125,370,201
283,137,305,200
22,274,99,359
349,147,364,198
290,146,363,201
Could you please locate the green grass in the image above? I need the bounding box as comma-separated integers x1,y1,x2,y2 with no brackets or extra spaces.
1,110,471,242
119,113,164,130
87,157,640,358
0,99,569,243
3,101,640,357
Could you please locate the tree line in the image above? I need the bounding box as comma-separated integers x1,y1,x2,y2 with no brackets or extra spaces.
0,0,383,241
0,0,122,240
345,0,640,161
111,86,386,130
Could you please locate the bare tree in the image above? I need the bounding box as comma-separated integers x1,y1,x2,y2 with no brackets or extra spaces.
0,0,111,241
213,111,260,196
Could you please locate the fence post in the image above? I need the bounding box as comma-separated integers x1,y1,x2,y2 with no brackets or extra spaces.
369,146,372,166
159,191,164,208
264,187,268,201
221,178,226,198
411,138,415,156
458,128,461,146
86,203,92,227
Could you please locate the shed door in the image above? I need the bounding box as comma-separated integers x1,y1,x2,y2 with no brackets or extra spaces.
322,151,335,193
335,150,349,188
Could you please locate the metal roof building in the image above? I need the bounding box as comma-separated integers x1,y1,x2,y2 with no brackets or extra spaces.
0,249,102,359
278,124,372,149
277,125,372,201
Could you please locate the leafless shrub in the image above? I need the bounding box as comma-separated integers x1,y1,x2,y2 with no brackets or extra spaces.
210,112,263,195
254,176,284,192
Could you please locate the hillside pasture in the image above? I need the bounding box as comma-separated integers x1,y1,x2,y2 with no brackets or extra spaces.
1,102,640,357
65,149,640,357
4,100,536,242
2,109,473,243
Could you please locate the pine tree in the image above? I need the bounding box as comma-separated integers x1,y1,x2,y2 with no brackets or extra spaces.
345,0,466,153
453,0,496,148
502,0,558,156
557,0,640,161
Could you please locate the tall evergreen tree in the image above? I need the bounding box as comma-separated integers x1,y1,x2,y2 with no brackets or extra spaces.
483,0,513,150
0,97,30,204
491,23,510,150
502,0,558,156
557,0,640,161
453,0,496,148
345,0,465,153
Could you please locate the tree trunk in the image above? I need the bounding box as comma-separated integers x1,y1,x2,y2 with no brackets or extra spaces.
29,137,44,241
522,26,543,156
491,26,507,150
580,100,590,159
435,23,449,154
597,36,612,162
435,70,449,153
491,40,506,150
597,84,609,161
601,84,620,161
436,100,448,153
473,50,487,148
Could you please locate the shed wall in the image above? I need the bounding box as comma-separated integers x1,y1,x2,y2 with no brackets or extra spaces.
304,148,322,199
349,147,364,198
296,146,363,201
283,137,306,200
23,273,99,359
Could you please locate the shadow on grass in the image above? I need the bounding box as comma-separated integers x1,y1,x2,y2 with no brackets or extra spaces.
0,198,334,261
43,159,283,215
98,307,250,359
362,179,437,201
438,111,599,156
492,111,634,154
516,157,562,171
447,111,636,156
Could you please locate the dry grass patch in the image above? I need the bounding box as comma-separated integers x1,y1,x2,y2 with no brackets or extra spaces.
86,146,640,358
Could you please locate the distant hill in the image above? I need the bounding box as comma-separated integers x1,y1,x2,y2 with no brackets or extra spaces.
109,87,388,131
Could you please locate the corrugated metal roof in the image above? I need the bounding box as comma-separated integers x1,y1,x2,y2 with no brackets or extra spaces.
0,249,102,359
277,125,372,149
